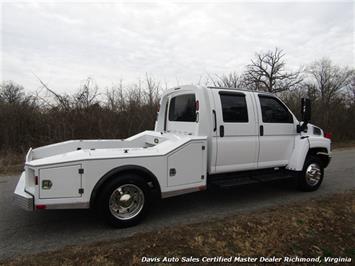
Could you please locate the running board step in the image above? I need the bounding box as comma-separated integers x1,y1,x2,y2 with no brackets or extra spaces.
208,168,296,189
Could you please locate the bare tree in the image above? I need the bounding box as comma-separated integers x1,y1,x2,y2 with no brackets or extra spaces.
34,74,72,110
145,74,160,109
207,72,240,88
303,58,355,133
106,80,127,112
242,48,302,93
307,58,355,106
0,81,26,104
348,75,355,105
73,78,99,109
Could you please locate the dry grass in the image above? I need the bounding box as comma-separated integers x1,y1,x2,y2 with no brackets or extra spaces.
0,151,24,175
1,191,354,266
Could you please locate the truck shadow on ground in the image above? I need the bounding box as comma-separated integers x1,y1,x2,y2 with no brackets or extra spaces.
149,179,301,222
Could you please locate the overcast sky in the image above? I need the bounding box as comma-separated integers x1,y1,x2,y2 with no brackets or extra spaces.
1,0,354,93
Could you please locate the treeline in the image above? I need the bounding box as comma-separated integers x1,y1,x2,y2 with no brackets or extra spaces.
0,78,160,152
1,48,354,153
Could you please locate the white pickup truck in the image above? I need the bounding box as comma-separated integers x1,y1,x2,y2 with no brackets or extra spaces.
14,85,331,227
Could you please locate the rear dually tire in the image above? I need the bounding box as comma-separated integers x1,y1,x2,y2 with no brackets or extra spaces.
96,174,151,228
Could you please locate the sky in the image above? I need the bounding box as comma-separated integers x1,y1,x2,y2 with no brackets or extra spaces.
0,0,354,93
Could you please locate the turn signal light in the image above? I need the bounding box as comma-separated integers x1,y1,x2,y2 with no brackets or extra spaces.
324,132,332,140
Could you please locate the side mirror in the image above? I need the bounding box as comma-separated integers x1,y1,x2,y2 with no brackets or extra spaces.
300,98,311,131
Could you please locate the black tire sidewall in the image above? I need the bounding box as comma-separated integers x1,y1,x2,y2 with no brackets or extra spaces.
97,174,151,227
299,155,324,191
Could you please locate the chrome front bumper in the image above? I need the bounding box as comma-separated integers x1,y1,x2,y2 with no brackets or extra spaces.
14,172,34,211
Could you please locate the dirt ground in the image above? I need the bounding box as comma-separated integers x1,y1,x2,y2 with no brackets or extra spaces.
1,191,354,266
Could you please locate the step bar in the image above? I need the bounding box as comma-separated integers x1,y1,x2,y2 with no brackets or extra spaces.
208,167,298,189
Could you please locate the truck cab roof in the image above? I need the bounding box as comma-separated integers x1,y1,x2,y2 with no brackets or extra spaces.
166,85,274,95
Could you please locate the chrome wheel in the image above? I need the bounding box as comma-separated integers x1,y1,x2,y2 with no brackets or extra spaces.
109,184,145,220
305,163,322,186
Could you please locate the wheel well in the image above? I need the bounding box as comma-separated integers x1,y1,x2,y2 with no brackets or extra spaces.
307,147,330,168
90,165,162,208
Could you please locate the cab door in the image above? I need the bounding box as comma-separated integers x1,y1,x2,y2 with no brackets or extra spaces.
212,90,259,173
255,94,297,168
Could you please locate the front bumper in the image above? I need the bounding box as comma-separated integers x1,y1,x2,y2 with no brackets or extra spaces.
14,172,34,211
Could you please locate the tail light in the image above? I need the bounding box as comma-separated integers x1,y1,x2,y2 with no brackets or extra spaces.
35,176,38,185
198,185,206,191
324,132,332,140
195,100,199,111
36,205,46,210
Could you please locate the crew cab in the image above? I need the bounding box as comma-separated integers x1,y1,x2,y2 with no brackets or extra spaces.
14,85,331,227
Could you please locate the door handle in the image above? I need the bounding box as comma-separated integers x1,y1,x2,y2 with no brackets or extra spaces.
260,125,264,136
220,125,224,137
212,110,217,132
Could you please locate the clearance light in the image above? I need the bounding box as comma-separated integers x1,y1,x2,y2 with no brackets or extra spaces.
324,132,332,140
195,100,199,111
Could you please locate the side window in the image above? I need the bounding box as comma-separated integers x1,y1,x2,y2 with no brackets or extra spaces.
168,94,196,122
219,93,248,122
258,96,293,123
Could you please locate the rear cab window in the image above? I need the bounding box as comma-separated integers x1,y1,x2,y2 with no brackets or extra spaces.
168,94,196,122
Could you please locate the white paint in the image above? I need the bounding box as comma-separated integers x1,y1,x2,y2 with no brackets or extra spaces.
39,164,82,199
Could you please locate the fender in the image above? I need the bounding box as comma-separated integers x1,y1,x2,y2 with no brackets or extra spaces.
90,165,161,208
287,136,331,171
286,137,310,171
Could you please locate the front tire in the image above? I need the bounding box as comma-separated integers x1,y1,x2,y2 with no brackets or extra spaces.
96,174,151,228
298,155,324,191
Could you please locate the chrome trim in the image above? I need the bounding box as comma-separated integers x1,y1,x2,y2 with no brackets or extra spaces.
14,172,34,211
14,192,34,211
305,163,322,186
316,151,331,157
109,184,145,220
